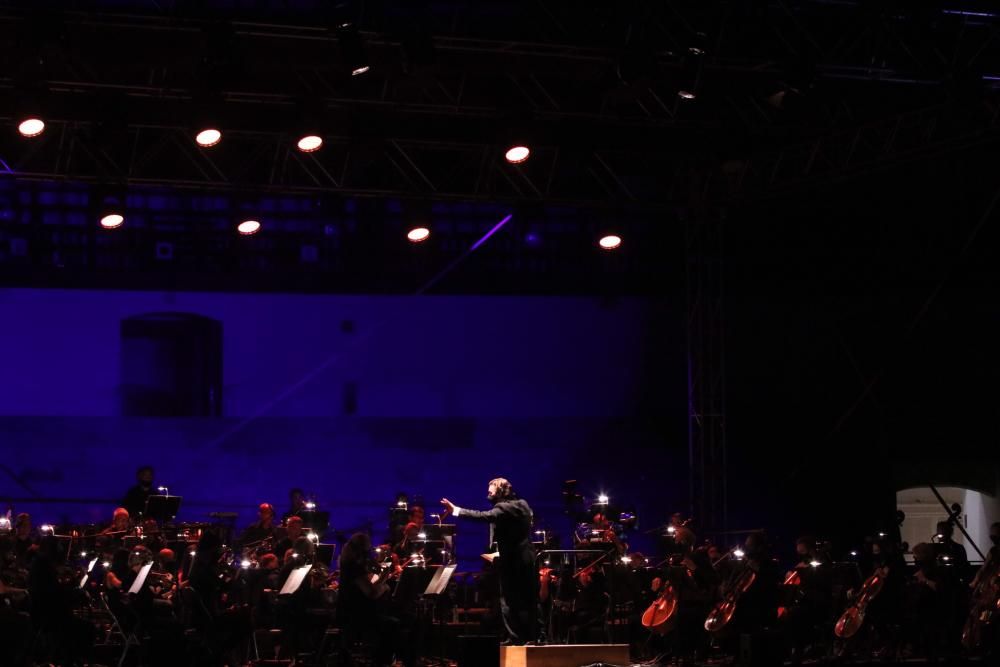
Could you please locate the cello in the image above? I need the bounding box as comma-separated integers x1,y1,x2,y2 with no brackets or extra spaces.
704,565,756,633
833,567,885,639
641,579,679,635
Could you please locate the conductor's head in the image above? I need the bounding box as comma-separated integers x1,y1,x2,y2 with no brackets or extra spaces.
487,478,515,504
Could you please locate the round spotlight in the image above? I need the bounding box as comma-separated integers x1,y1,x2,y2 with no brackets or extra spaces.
351,65,371,76
18,117,45,138
599,234,622,250
100,213,125,229
407,227,430,243
678,90,696,100
297,135,323,153
505,145,530,164
237,219,261,236
195,128,222,147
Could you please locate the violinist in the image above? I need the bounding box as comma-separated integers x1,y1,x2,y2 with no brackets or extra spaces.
336,533,415,667
28,536,94,666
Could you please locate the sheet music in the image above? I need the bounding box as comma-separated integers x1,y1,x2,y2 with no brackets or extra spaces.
423,563,457,596
279,564,312,595
128,562,153,595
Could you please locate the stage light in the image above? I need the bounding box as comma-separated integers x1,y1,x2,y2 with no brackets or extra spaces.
18,117,45,138
304,501,316,510
241,559,251,568
599,235,622,250
102,561,111,568
678,90,696,100
195,128,222,148
667,526,677,534
620,556,632,564
297,134,323,153
849,551,859,557
810,560,821,568
237,219,261,236
100,213,124,229
407,227,430,243
598,494,609,504
417,532,427,540
505,145,530,164
734,549,745,559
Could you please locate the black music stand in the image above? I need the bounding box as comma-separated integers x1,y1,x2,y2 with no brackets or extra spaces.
423,564,457,666
299,510,329,533
144,494,182,522
315,543,336,568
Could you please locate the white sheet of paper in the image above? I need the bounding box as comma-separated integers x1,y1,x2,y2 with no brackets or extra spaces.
279,564,312,595
128,562,153,595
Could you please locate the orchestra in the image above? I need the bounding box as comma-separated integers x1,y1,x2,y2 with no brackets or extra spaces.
2,478,998,667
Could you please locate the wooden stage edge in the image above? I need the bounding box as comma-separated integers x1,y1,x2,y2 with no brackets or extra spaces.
500,643,630,667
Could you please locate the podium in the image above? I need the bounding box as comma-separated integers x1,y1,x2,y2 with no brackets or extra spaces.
500,644,630,667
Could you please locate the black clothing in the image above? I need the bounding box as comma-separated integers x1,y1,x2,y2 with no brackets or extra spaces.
239,522,278,550
456,497,541,643
123,483,154,519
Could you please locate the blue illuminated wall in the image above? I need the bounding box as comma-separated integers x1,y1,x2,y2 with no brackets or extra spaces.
0,288,683,562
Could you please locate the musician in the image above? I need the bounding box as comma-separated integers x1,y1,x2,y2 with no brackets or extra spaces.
933,521,969,572
442,477,543,646
906,542,954,656
970,521,1000,590
394,504,426,558
28,536,94,665
336,532,415,667
122,465,155,520
5,512,38,570
102,507,132,535
239,503,278,550
273,515,305,558
282,488,307,522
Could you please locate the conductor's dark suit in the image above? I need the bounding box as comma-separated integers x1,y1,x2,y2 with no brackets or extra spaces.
456,497,541,643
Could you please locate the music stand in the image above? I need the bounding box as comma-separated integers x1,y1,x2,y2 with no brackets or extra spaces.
144,494,182,522
422,564,457,667
315,543,336,568
299,510,329,533
128,562,154,595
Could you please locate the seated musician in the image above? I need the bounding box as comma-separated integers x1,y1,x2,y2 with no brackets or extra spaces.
7,513,38,571
239,503,278,551
273,515,306,558
102,507,132,536
906,542,953,656
336,533,415,667
28,536,95,665
393,504,426,558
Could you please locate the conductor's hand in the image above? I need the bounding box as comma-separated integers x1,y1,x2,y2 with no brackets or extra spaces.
440,498,455,517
